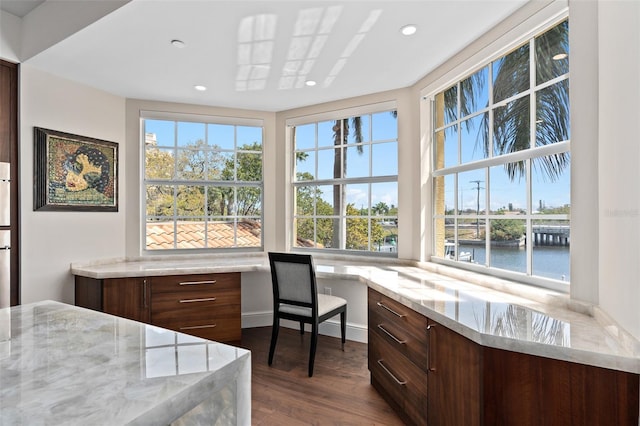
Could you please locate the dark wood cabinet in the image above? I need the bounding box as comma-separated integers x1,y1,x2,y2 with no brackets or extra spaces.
0,60,19,306
75,273,241,343
368,287,428,425
151,273,241,342
482,347,639,426
426,319,481,426
368,287,640,426
103,277,150,323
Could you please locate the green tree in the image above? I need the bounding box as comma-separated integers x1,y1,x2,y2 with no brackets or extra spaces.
490,219,525,241
372,201,390,216
145,147,174,217
146,140,262,218
444,21,570,183
219,142,262,216
331,112,398,249
331,118,362,248
345,204,384,250
295,172,333,246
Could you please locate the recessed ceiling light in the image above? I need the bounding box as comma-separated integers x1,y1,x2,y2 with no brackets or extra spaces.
553,53,568,60
194,85,207,91
171,39,185,48
400,25,417,36
305,80,317,87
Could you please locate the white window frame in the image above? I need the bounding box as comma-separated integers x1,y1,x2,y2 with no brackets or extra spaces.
140,110,264,254
421,5,570,292
286,101,399,256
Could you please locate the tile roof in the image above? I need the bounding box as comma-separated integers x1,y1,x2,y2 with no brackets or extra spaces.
146,221,317,250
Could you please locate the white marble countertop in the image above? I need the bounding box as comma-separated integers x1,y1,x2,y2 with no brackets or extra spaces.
71,254,640,374
0,301,251,425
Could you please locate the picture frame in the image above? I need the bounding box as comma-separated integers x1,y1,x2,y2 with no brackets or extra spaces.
34,127,118,212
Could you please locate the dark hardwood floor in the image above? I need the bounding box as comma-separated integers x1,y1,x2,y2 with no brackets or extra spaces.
239,326,404,425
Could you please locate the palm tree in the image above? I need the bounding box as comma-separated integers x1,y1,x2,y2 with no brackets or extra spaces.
496,22,569,181
372,201,390,216
442,20,569,182
434,21,568,258
331,117,362,249
331,112,397,250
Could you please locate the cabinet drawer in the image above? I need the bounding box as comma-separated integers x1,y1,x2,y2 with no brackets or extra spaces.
154,316,241,342
151,295,239,321
368,288,428,345
369,332,428,425
151,289,240,317
152,273,240,294
369,308,428,371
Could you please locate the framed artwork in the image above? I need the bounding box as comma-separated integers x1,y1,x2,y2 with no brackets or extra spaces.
34,127,118,211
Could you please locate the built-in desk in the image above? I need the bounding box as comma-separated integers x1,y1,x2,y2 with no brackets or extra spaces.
72,255,640,424
71,254,640,373
0,301,250,425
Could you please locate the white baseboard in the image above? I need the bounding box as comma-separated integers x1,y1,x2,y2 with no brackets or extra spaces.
241,311,368,344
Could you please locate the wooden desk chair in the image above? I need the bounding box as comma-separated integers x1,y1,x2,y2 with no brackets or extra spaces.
267,252,347,377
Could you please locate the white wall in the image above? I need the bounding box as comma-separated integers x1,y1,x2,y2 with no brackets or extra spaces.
597,0,640,340
20,66,126,303
241,271,369,343
568,0,599,306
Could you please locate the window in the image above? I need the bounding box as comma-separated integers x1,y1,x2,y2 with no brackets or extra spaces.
291,106,398,254
431,20,570,285
142,113,263,251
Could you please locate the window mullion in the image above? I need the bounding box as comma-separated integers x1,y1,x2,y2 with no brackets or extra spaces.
527,38,536,276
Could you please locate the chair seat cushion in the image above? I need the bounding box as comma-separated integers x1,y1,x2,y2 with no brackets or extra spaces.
279,294,346,318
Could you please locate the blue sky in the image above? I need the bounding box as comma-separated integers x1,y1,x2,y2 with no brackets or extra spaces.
294,111,399,211
146,114,568,215
145,120,263,150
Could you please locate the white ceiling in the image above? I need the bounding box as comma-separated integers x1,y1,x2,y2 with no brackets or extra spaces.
6,0,529,112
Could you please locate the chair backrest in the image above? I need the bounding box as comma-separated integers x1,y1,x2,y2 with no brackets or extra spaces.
268,252,318,310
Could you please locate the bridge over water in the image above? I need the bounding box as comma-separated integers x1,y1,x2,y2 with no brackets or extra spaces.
532,224,570,246
447,223,570,246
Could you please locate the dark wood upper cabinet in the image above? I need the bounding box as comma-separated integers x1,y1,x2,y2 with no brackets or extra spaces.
0,59,19,306
0,60,17,163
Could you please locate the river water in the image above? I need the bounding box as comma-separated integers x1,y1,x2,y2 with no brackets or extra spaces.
459,244,570,282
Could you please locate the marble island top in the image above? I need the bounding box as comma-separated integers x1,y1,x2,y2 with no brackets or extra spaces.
0,301,251,425
71,255,640,374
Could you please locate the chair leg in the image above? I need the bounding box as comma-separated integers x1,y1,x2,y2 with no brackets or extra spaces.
309,322,318,377
340,309,346,351
268,317,280,366
299,321,304,335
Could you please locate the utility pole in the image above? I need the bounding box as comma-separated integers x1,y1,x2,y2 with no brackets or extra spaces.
470,180,484,238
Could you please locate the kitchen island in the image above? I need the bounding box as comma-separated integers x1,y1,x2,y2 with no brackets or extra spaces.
0,300,250,425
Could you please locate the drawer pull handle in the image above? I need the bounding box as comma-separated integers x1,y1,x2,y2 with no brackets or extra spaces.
427,324,436,372
179,297,217,303
142,279,148,309
377,360,407,386
179,280,217,286
180,324,217,330
377,324,407,345
376,302,406,318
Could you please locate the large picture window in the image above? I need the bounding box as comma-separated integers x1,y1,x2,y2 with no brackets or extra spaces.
142,113,263,251
431,20,570,285
291,106,398,254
